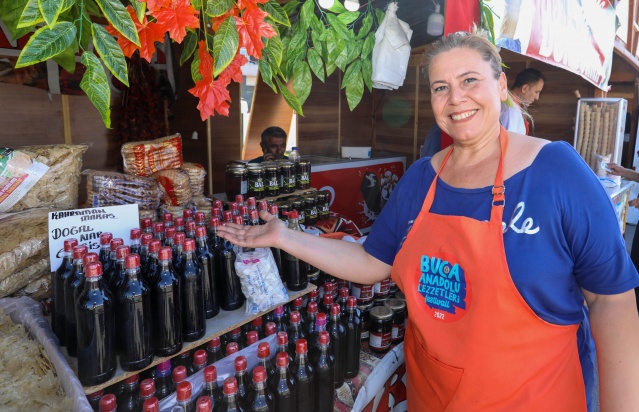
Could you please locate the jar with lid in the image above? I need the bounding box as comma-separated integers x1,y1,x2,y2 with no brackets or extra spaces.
315,192,329,220
301,194,318,225
225,164,247,201
289,198,305,225
383,298,406,343
262,162,280,197
246,164,265,199
373,278,391,299
357,301,373,339
369,306,393,353
295,161,311,190
352,282,374,304
277,161,295,194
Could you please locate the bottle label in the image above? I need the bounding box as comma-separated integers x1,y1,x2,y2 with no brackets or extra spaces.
241,180,248,195
249,177,265,193
352,283,373,300
373,279,391,298
288,176,296,188
297,172,310,185
267,177,279,190
392,323,405,340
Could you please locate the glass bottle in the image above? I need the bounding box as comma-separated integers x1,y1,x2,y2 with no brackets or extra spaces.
153,222,165,246
305,302,318,342
163,212,174,228
195,211,207,227
140,218,153,234
256,342,276,382
76,262,116,386
248,209,260,227
99,393,117,412
73,252,99,316
143,397,160,412
202,365,224,407
98,232,113,267
281,210,308,291
139,378,156,409
217,377,247,412
196,225,220,319
267,205,283,281
129,228,142,255
196,396,213,412
174,232,187,270
175,217,186,234
117,374,140,412
173,365,188,393
107,244,129,298
240,206,250,226
272,306,287,334
103,238,124,284
53,237,77,345
177,381,195,412
234,356,250,402
291,339,315,411
272,332,293,371
321,295,334,317
310,313,328,362
249,317,264,339
289,298,304,328
181,238,206,341
143,239,162,285
265,322,277,338
151,246,183,356
186,220,197,240
286,311,305,360
140,232,153,269
327,304,346,388
87,389,103,412
337,288,349,320
155,360,173,400
207,336,224,365
165,226,177,253
246,331,259,347
184,209,194,223
216,212,245,311
268,352,296,412
344,296,361,378
314,332,335,412
246,366,274,412
192,349,208,374
64,244,87,356
226,342,240,357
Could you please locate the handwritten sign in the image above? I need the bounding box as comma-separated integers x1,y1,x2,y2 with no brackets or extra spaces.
48,204,140,270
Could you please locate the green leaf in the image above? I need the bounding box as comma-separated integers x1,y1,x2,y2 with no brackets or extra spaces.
306,48,324,83
356,12,372,39
18,0,44,29
52,40,77,73
261,0,290,27
15,22,76,68
326,13,352,41
61,0,75,13
80,52,111,128
327,30,348,71
346,39,362,64
259,59,277,93
76,5,93,50
325,60,337,77
0,0,33,41
361,57,372,92
213,17,239,77
299,0,315,30
328,1,347,13
92,23,128,86
180,31,198,66
84,0,101,17
337,11,359,25
341,59,360,89
130,0,146,23
375,8,385,26
282,0,300,17
361,32,375,59
264,36,283,69
287,25,307,58
345,65,363,111
275,76,304,116
309,15,325,34
94,0,139,45
285,50,303,82
39,0,64,28
292,60,312,105
191,52,203,82
191,0,204,9
311,31,325,61
205,0,234,17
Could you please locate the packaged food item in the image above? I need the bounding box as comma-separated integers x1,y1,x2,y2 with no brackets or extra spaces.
138,209,158,222
234,247,287,315
152,169,192,206
121,134,183,177
182,162,206,197
84,169,161,209
0,148,49,213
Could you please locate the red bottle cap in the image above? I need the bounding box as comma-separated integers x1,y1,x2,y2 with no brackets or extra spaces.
194,349,207,366
98,393,117,412
130,228,142,240
139,378,155,397
226,342,239,356
196,396,212,412
223,211,233,222
116,245,130,260
64,238,79,252
195,226,207,238
231,327,241,335
293,297,303,307
331,303,341,315
124,374,139,384
276,351,290,367
183,209,193,219
73,245,88,260
307,301,318,314
323,295,334,306
173,365,187,383
186,220,196,232
213,200,223,209
253,366,266,383
142,397,159,412
309,289,319,298
209,217,220,228
230,202,239,212
125,254,140,269
140,218,152,229
158,246,172,261
249,210,259,221
257,342,270,358
296,338,308,354
274,305,284,315
347,296,357,308
247,197,256,208
153,222,165,234
240,205,249,216
252,317,263,326
83,252,99,266
340,287,349,298
277,331,288,345
319,330,330,345
208,336,221,349
141,233,153,245
98,233,112,246
258,200,268,211
234,356,247,371
235,195,244,204
175,232,186,245
211,207,221,218
289,311,300,323
223,377,237,395
174,217,185,227
149,240,162,254
268,205,278,215
110,238,124,251
162,212,173,223
165,227,176,239
184,238,196,252
246,331,258,345
265,322,276,336
287,210,299,219
204,365,217,383
233,216,243,225
316,312,327,326
87,390,103,400
85,262,102,278
176,381,192,401
195,212,206,223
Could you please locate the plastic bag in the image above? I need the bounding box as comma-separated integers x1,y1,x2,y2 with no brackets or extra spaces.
121,134,183,177
182,162,207,197
84,169,161,209
0,147,49,212
372,2,413,90
234,247,288,315
152,168,193,206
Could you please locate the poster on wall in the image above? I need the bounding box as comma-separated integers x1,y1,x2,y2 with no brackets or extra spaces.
489,0,616,90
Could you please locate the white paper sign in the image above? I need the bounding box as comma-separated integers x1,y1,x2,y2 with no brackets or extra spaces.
48,204,140,270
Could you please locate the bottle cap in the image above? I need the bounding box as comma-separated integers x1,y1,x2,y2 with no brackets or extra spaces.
194,349,207,366
277,331,288,345
174,217,185,227
246,331,258,345
296,339,308,354
209,217,220,228
156,359,171,373
83,252,99,266
223,211,233,222
316,312,327,327
139,378,155,397
213,200,223,209
347,296,358,308
204,365,217,383
258,201,268,211
289,311,300,323
276,351,290,367
183,209,194,219
85,262,102,278
98,393,117,412
274,305,284,315
251,317,263,326
176,381,192,401
309,289,319,299
174,232,185,245
116,245,130,260
211,207,222,218
195,226,207,238
208,336,221,349
162,212,173,224
110,238,124,251
165,227,176,239
125,253,140,269
64,238,79,251
195,212,206,223
196,396,212,412
142,397,159,412
186,220,196,232
307,301,318,314
124,374,139,385
223,377,237,395
98,233,112,246
293,297,303,307
258,342,270,359
234,356,247,371
130,228,142,240
184,238,196,252
153,222,165,234
265,322,276,336
235,195,244,204
158,246,172,261
287,210,299,219
73,245,88,260
173,365,187,383
233,216,243,225
231,327,241,335
140,218,152,229
319,330,330,345
141,233,153,245
331,303,341,315
340,287,349,298
226,342,239,356
292,146,298,150
253,366,266,383
249,210,259,220
247,197,257,208
240,205,249,216
323,295,334,306
268,205,279,215
149,240,162,254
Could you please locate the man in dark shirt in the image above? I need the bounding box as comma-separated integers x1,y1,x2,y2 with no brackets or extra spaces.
249,126,289,163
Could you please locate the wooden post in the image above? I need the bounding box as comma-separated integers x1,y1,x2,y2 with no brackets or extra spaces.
338,70,342,155
61,94,72,144
206,117,213,195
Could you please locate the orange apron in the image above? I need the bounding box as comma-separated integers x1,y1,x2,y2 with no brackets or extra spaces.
391,127,586,411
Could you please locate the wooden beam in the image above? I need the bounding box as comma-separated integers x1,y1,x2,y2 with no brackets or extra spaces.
206,117,213,195
61,94,72,144
615,37,639,72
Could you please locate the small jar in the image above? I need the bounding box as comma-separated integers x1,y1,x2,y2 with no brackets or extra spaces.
247,164,265,199
352,282,374,304
301,194,318,225
373,278,391,299
289,198,305,225
389,279,399,296
373,297,388,307
225,164,247,201
296,161,311,190
383,298,406,343
357,301,373,339
369,306,393,353
277,161,295,194
263,162,280,197
316,192,329,220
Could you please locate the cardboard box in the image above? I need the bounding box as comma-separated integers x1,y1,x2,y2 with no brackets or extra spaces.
341,146,372,159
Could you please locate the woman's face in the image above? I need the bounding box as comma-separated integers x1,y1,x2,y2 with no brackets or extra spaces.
429,47,507,144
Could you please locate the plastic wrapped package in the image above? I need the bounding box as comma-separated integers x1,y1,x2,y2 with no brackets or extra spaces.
84,169,161,209
182,162,206,197
0,147,49,213
138,208,158,222
190,195,213,221
234,247,288,315
371,2,412,90
12,271,52,300
152,168,192,206
121,134,183,177
158,204,189,220
0,297,91,411
5,145,88,213
0,208,53,298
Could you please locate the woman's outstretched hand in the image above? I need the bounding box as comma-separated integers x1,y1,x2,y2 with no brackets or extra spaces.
217,210,287,249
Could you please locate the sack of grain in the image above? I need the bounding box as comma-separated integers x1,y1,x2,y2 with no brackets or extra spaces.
84,169,161,209
152,168,192,206
182,162,206,196
122,134,183,177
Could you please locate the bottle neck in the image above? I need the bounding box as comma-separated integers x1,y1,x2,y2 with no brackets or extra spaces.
253,380,266,391
294,352,309,365
205,380,218,390
159,258,172,268
85,276,102,289
125,267,140,280
196,237,207,248
183,250,194,260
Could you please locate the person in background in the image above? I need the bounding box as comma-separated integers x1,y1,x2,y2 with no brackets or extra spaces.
500,67,545,135
219,31,639,411
249,126,288,163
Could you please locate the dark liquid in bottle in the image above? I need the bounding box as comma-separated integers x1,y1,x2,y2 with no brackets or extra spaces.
196,237,220,319
64,261,84,356
315,347,335,412
269,369,296,412
181,251,206,341
292,353,315,411
53,254,73,346
281,251,308,291
151,258,183,356
344,307,361,378
216,245,245,311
